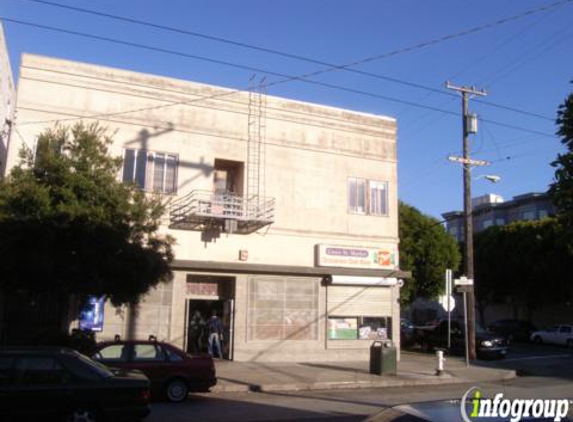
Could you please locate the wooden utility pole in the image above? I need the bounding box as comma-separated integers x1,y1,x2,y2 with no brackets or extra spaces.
446,81,487,361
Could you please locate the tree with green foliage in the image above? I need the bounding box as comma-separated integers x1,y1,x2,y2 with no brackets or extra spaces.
399,201,461,305
474,219,572,323
550,84,573,240
0,123,174,313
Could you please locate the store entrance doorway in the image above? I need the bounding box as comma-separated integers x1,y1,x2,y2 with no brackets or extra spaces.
184,275,235,360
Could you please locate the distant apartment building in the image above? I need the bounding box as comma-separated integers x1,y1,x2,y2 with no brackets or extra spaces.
0,23,15,176
442,192,555,242
5,54,408,361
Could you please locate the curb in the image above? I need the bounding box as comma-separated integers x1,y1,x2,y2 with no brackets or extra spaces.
211,369,517,393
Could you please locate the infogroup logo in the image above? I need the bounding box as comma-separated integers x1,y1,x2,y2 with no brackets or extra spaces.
461,386,570,422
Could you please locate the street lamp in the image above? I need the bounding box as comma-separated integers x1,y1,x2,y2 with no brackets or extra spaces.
475,174,501,183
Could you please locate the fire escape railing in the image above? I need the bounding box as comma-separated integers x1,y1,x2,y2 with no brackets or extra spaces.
169,189,275,233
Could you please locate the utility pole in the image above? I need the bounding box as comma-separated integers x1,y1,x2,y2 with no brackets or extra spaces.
446,81,486,361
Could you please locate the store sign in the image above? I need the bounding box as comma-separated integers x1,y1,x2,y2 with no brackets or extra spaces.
316,244,396,269
79,296,105,332
330,276,399,286
186,281,219,297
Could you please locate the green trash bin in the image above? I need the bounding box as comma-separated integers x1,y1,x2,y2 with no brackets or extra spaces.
370,340,397,375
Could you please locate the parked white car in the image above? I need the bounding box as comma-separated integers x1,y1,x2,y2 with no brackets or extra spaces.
530,324,573,347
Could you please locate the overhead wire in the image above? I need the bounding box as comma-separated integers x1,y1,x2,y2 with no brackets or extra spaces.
380,1,565,140
395,2,562,122
3,17,557,140
479,22,573,89
0,17,467,125
9,0,562,121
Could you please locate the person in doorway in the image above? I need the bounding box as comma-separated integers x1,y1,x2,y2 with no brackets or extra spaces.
188,310,205,355
207,310,224,359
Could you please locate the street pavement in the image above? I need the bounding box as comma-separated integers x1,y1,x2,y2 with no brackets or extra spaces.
146,343,573,422
476,342,573,379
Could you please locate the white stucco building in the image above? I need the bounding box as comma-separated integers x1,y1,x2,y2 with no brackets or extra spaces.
0,23,15,176
7,54,408,362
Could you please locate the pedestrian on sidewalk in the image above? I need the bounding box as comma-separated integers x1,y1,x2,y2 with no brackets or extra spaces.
188,310,205,355
207,310,224,359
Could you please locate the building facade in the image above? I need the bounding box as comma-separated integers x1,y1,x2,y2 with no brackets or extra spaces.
0,23,15,176
6,54,407,362
443,192,555,243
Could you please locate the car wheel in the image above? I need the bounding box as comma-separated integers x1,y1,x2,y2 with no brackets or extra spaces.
68,406,99,422
166,378,188,403
533,336,543,344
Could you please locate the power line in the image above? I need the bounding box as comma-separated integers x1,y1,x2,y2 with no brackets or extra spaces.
480,117,554,138
1,20,557,137
2,17,462,122
17,0,571,78
12,0,561,121
486,26,573,89
394,8,562,125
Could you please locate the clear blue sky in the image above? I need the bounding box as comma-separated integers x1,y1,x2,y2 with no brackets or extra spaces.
2,0,572,218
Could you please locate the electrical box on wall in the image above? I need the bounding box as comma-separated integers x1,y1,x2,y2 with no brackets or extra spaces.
239,249,249,261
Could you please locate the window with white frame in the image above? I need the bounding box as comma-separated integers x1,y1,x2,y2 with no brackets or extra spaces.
122,149,178,194
348,178,388,216
369,181,388,215
348,177,367,214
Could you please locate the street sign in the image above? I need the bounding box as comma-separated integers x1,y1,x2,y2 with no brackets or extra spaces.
439,294,455,312
456,285,473,293
445,269,453,296
454,276,474,286
447,155,489,167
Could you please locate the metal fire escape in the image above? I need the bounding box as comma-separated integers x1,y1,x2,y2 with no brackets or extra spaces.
247,76,266,206
170,77,275,234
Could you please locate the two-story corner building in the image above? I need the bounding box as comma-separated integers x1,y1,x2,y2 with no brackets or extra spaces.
6,54,408,362
0,23,15,176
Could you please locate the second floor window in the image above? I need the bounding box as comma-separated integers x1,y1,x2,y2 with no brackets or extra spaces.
348,178,388,216
122,149,178,194
348,177,367,213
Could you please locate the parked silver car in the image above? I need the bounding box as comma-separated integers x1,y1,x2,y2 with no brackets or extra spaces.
530,324,573,347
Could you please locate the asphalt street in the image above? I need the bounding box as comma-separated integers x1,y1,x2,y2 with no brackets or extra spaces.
147,343,573,422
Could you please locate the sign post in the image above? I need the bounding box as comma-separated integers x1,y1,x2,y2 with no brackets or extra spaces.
455,276,473,367
446,269,452,350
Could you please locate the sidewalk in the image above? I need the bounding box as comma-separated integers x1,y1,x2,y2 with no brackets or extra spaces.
211,351,516,393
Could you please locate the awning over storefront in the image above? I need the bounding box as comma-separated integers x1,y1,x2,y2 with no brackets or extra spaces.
172,260,411,279
328,275,402,286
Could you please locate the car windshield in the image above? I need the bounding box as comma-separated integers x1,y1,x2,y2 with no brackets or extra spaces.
76,353,114,378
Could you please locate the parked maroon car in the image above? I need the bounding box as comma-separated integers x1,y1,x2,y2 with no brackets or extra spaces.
92,338,216,402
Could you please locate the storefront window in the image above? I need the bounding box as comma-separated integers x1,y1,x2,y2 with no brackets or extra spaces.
248,276,319,341
328,316,392,340
328,318,358,340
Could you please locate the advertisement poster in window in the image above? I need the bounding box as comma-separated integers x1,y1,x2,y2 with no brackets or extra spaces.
79,296,105,332
359,317,390,340
328,318,358,340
